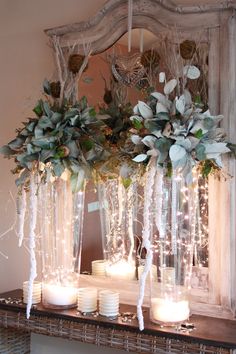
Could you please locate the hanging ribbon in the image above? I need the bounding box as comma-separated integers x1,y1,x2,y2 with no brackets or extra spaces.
128,0,133,52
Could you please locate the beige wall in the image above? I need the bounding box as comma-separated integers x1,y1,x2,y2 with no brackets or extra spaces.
0,0,107,292
0,1,120,353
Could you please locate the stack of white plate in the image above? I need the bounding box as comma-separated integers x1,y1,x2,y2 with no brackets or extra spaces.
23,281,41,304
91,260,107,276
77,287,97,313
99,290,119,317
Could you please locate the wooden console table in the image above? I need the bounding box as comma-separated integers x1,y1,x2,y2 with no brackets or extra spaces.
0,289,236,354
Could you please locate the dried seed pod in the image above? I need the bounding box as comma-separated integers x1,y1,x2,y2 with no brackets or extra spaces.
50,81,61,98
180,40,196,60
103,89,113,104
141,50,160,68
68,54,88,74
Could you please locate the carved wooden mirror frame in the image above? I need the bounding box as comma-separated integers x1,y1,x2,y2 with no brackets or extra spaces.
45,0,236,319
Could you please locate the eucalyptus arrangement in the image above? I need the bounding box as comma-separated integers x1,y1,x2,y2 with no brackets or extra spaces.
128,66,235,183
0,80,108,192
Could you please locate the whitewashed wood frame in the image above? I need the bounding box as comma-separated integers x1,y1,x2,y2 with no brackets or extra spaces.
45,0,236,320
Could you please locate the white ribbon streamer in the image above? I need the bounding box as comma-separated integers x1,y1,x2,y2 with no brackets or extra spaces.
137,160,156,330
17,188,26,247
26,173,37,319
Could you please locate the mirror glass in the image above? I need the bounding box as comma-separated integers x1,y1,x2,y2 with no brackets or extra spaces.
78,29,209,287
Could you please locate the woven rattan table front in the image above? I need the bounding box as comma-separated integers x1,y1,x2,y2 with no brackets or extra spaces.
0,290,236,354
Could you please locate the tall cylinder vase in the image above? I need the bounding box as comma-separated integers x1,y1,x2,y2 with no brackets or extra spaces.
39,172,85,309
98,177,138,281
150,166,198,326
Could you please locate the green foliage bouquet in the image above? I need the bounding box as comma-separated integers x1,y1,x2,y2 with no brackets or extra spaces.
128,67,235,182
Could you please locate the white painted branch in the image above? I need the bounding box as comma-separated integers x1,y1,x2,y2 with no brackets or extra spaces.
17,188,26,247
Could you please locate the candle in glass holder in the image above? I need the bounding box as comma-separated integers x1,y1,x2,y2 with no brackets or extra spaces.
77,287,97,313
106,260,135,280
42,283,77,308
151,297,190,324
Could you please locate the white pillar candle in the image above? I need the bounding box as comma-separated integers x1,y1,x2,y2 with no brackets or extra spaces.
42,284,77,307
151,297,190,324
99,290,119,317
23,281,41,304
92,260,107,276
106,260,135,280
77,287,97,313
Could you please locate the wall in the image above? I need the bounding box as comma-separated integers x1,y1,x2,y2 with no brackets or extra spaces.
0,0,106,292
0,1,128,353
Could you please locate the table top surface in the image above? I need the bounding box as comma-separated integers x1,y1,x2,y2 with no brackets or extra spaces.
0,289,236,349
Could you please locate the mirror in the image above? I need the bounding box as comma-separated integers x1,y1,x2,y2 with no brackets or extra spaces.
78,29,209,286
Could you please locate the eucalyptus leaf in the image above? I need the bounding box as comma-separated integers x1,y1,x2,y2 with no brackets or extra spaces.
176,95,185,115
40,149,56,162
155,112,170,121
169,144,187,162
27,144,41,154
131,135,142,145
155,137,172,155
142,135,156,148
183,89,192,107
33,101,43,117
34,125,44,138
183,65,200,80
38,116,54,129
204,142,230,158
8,137,25,150
133,104,139,115
132,154,148,162
195,144,206,160
53,161,65,177
66,141,80,158
43,101,52,117
151,92,171,109
190,120,208,134
0,145,15,156
69,159,81,173
203,117,215,130
15,169,30,187
26,121,37,132
31,136,57,148
51,112,62,124
164,79,177,95
156,102,168,114
70,169,85,193
138,101,153,119
43,79,51,95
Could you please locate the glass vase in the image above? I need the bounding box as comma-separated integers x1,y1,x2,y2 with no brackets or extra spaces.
39,173,85,309
150,167,198,326
98,177,138,281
